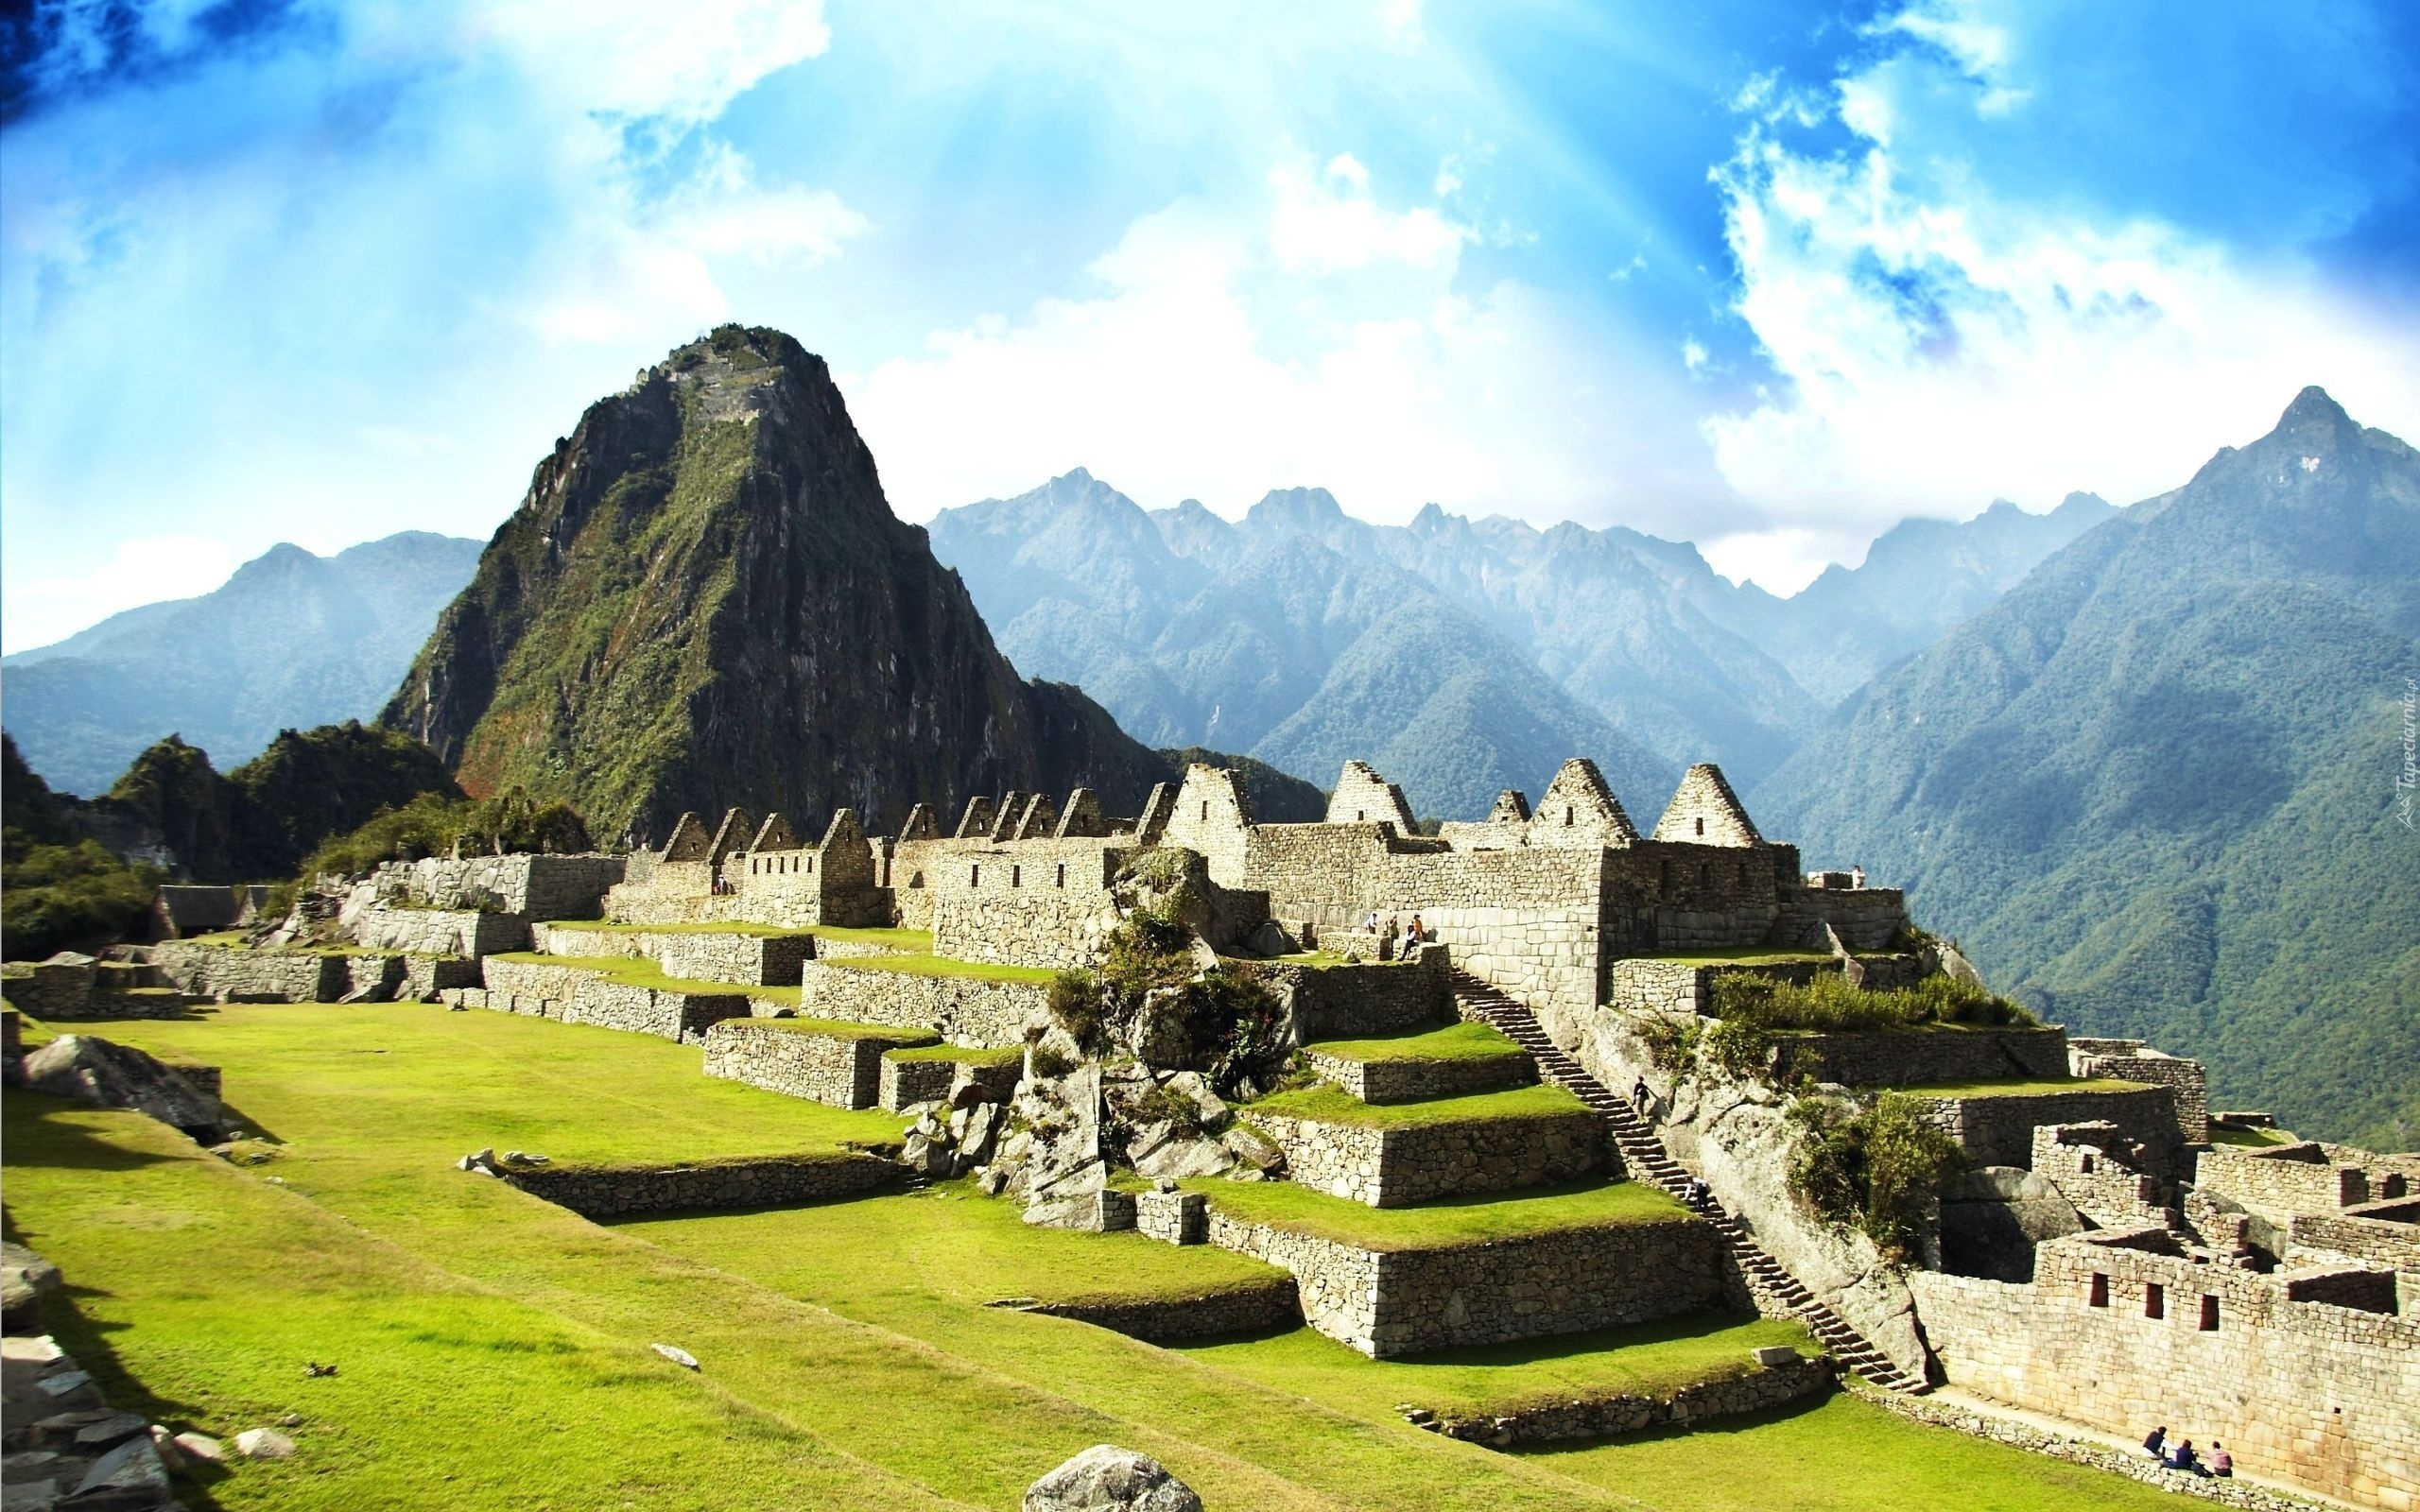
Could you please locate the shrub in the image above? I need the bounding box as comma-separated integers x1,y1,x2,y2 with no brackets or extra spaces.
0,838,161,960
1708,968,2033,1032
1028,1043,1078,1079
1700,1017,1774,1081
1122,847,1189,892
1786,1091,1962,1263
1046,970,1105,1053
1129,1082,1205,1140
1635,1013,1699,1074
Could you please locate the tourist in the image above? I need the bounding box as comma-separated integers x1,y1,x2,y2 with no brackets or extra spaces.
1632,1077,1652,1115
2210,1443,2232,1478
1364,909,1379,936
2143,1427,2167,1459
1685,1177,1711,1212
2168,1440,2199,1475
1383,914,1401,959
1851,865,1865,888
1408,913,1426,953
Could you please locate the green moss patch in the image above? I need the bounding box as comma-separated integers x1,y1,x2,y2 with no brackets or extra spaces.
824,953,1060,985
1185,1176,1688,1251
1305,1021,1523,1064
882,1043,1024,1065
1248,1082,1585,1130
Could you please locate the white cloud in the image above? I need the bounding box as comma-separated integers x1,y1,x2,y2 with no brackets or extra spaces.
1703,15,2420,589
852,163,1731,531
4,534,238,653
439,0,830,125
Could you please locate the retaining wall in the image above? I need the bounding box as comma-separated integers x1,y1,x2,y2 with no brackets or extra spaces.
1020,1277,1303,1344
797,960,1046,1047
1303,1048,1534,1104
352,905,528,958
1249,1108,1607,1207
532,923,814,987
502,1153,898,1217
701,1019,938,1108
478,957,750,1042
1264,954,1449,1041
1429,1356,1833,1447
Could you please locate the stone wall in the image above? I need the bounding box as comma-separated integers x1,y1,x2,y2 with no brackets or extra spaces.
1599,843,1796,955
1326,762,1418,829
1770,881,1909,953
2032,1124,2173,1229
1261,954,1448,1042
1019,1277,1303,1344
701,1019,938,1108
877,1050,1023,1112
926,839,1126,969
2070,1040,2210,1144
1775,1025,2072,1088
1429,1356,1833,1448
352,905,529,958
531,923,813,988
1910,1085,2182,1176
1604,954,1929,1017
1248,1108,1606,1207
150,941,347,1003
400,955,483,1002
2197,1144,2382,1221
1303,1047,1534,1104
1205,1206,1720,1358
502,1152,899,1217
796,960,1047,1048
1910,1231,2419,1508
478,957,750,1042
0,957,95,1017
379,853,628,919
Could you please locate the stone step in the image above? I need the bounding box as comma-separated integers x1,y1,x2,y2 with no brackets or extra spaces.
1449,968,1929,1397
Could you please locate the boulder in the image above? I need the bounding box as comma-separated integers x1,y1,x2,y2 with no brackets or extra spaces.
649,1343,700,1370
1024,1445,1202,1512
233,1427,296,1459
67,1433,171,1510
19,1036,221,1139
168,1430,225,1466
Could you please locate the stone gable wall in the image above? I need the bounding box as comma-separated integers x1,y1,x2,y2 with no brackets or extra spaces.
1326,763,1417,829
1248,1109,1607,1207
2072,1048,2209,1144
1161,767,1255,886
1910,1236,2419,1508
701,1019,935,1108
503,1154,898,1218
926,839,1125,969
796,960,1047,1048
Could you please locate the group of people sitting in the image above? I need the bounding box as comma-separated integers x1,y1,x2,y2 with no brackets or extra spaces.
1359,911,1434,959
2143,1427,2232,1478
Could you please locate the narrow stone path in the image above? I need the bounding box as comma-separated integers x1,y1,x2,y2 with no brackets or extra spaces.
1448,970,1930,1395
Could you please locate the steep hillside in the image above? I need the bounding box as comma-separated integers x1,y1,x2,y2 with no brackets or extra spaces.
931,474,1678,817
384,327,1239,839
1755,389,2420,1146
4,532,481,795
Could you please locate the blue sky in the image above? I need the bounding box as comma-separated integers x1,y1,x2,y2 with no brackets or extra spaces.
4,0,2417,651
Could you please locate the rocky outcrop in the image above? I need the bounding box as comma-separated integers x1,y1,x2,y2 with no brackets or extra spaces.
20,1035,223,1140
383,324,1179,838
1023,1445,1202,1512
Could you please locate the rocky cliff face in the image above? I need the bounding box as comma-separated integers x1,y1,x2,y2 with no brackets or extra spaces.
383,326,1175,840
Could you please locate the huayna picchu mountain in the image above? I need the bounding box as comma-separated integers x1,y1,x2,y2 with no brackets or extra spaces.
384,325,1313,839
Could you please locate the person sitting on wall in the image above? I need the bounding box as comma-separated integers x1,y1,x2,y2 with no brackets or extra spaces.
1364,909,1379,936
2166,1441,2199,1474
2208,1443,2231,1479
2142,1427,2167,1460
1407,913,1427,954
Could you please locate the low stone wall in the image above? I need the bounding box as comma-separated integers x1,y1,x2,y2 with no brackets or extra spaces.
797,961,1046,1047
501,1152,898,1217
2197,1143,2381,1220
2068,1040,2210,1144
1021,1276,1302,1344
877,1050,1024,1112
1303,1048,1534,1104
379,853,628,919
0,957,95,1016
531,924,814,988
400,955,483,1002
15,987,190,1022
1262,954,1448,1041
1249,1108,1606,1207
1910,1086,2180,1175
1605,955,1926,1016
1858,1387,2360,1512
352,905,528,958
1775,1026,2070,1088
2289,1204,2420,1278
703,1019,939,1108
1428,1356,1833,1448
479,958,750,1043
1206,1206,1720,1357
149,941,347,1003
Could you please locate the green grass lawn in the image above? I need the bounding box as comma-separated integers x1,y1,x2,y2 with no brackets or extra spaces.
822,953,1061,985
0,1004,2189,1512
883,1043,1026,1065
1248,1082,1585,1129
2208,1125,2293,1147
1306,1022,1527,1063
487,951,803,1005
1185,1176,1690,1250
1895,1077,2152,1099
734,1017,941,1045
547,920,933,952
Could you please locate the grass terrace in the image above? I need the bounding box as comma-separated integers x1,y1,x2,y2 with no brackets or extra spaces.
2209,1124,2295,1147
1896,1076,2151,1099
882,1042,1026,1065
734,1017,940,1046
822,952,1061,985
1306,1021,1526,1063
0,1003,2191,1511
1632,948,1837,965
487,950,769,1001
1185,1176,1688,1250
1249,1083,1586,1130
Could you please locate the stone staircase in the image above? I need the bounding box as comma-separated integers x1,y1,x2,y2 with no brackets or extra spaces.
1449,970,1930,1394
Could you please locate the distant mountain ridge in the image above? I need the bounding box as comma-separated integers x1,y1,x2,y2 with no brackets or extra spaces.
1754,387,2420,1146
3,531,483,795
929,469,2110,815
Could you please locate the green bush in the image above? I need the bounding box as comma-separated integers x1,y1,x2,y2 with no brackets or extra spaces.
1028,1043,1078,1079
1700,1017,1774,1081
1129,1082,1205,1140
1046,970,1105,1054
1,838,161,960
1634,1013,1699,1074
1786,1091,1962,1263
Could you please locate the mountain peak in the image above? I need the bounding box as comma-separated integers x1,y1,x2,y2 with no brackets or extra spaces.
1246,487,1346,533
2277,385,2354,434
